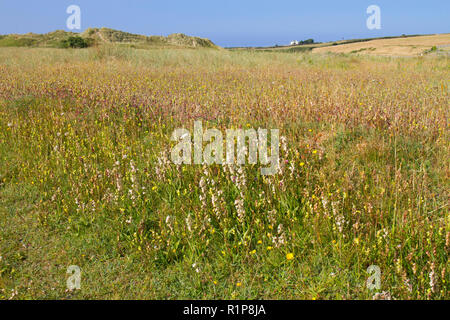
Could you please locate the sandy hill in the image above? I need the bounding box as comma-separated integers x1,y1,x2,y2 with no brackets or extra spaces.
82,28,218,48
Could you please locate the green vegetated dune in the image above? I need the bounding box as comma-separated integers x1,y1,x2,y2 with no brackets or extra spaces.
0,27,219,49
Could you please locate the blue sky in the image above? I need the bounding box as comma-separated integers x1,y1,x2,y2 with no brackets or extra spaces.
0,0,448,47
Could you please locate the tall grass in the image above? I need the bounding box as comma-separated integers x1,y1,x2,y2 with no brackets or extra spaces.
0,47,448,299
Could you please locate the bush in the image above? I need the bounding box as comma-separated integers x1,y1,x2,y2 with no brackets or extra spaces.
60,36,90,48
301,39,314,45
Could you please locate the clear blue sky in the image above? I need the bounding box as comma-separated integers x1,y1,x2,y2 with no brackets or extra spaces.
0,0,448,47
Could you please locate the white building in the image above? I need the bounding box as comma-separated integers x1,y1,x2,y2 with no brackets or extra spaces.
290,40,299,46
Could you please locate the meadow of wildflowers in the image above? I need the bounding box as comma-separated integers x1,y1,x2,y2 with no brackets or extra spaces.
0,47,448,299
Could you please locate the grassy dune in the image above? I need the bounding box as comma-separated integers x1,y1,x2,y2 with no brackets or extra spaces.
0,47,448,299
0,28,218,49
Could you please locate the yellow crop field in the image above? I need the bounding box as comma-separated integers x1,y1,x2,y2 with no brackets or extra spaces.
313,34,450,56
